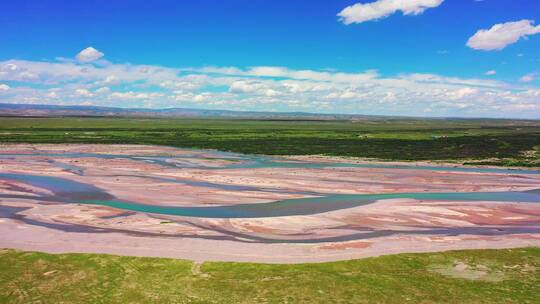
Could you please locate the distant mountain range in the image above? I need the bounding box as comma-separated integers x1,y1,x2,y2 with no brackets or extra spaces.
0,103,384,120
0,103,537,122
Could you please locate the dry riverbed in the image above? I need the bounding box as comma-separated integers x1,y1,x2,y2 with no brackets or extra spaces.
0,144,539,263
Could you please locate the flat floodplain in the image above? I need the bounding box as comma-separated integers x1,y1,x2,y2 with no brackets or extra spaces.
0,117,539,166
0,144,539,263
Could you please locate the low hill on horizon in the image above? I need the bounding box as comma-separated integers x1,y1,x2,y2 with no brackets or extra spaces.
0,103,538,123
0,103,378,121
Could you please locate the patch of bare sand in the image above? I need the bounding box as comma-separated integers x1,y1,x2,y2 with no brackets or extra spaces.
430,261,505,281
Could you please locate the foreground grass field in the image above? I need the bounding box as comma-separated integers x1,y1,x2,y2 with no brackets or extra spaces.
0,248,538,303
0,117,539,166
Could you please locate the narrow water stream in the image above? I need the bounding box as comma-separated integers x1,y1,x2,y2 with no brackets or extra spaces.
0,148,538,218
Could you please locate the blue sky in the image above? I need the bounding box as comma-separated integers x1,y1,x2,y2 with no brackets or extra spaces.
0,0,539,118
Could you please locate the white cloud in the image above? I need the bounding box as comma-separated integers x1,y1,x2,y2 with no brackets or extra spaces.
75,88,93,97
193,66,379,84
0,62,38,81
0,60,180,86
448,87,479,100
0,84,9,91
76,47,105,62
1,57,540,118
159,75,209,91
103,75,118,84
467,20,540,51
229,80,268,94
485,70,497,76
520,73,538,82
338,0,444,25
110,91,164,100
398,73,502,88
95,87,111,94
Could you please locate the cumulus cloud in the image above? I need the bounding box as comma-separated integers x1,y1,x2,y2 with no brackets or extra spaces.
448,87,479,100
1,57,540,118
110,91,164,100
485,70,497,76
95,87,111,94
467,20,540,51
76,47,105,62
338,0,444,25
75,88,93,97
0,60,179,85
229,80,285,97
0,84,9,91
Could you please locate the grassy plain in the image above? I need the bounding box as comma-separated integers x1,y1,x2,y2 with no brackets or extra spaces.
0,118,539,303
0,117,539,166
0,247,539,303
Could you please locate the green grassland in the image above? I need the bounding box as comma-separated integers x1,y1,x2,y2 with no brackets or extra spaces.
0,119,539,303
0,248,539,303
0,117,539,166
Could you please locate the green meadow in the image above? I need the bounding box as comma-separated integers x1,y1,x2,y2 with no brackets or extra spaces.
0,248,539,304
0,117,539,166
0,118,539,303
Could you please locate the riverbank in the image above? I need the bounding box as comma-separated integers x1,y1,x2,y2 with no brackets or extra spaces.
284,154,540,171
